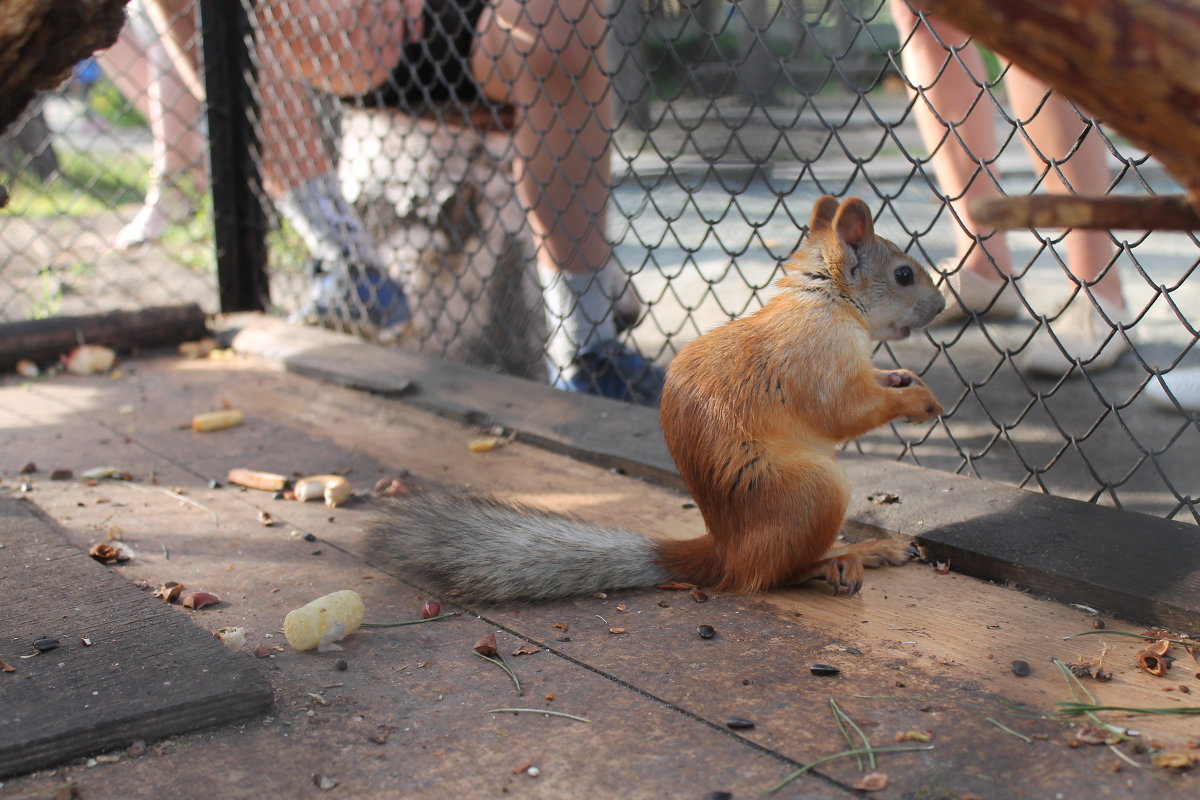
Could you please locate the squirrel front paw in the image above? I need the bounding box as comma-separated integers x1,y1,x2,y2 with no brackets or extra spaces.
902,388,943,423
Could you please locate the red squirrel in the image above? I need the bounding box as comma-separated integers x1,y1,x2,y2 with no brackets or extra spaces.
366,195,945,601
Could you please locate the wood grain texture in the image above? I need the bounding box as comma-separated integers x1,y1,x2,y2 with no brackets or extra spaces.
971,194,1200,231
0,496,272,778
917,0,1200,208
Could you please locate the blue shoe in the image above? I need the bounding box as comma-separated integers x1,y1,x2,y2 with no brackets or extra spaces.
554,341,665,406
297,258,411,336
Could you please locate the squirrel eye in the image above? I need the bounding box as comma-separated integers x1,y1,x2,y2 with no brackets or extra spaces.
894,265,914,286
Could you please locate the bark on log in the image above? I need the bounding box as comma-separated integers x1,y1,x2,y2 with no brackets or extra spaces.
972,194,1200,232
0,304,209,371
0,0,130,135
916,0,1200,211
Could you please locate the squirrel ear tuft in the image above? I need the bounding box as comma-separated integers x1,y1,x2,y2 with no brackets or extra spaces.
808,195,840,233
833,197,874,248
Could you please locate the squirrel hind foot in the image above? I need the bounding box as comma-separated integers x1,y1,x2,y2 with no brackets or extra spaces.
793,538,915,596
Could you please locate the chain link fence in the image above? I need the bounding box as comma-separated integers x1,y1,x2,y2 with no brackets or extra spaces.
3,0,1199,523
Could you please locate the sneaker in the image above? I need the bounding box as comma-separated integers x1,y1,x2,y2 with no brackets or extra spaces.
114,185,193,248
1144,367,1200,413
554,340,666,406
293,257,411,339
1016,294,1130,378
933,262,1022,325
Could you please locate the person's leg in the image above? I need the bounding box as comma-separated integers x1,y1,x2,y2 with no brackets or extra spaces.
471,0,661,402
208,0,410,331
890,1,1013,280
99,0,206,246
889,0,1019,321
1004,68,1122,309
1003,67,1130,376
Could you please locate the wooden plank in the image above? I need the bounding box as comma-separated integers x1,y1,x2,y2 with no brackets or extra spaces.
227,313,1200,631
226,314,676,486
0,496,272,778
0,304,209,371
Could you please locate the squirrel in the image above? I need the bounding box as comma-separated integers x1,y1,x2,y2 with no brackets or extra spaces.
365,195,945,602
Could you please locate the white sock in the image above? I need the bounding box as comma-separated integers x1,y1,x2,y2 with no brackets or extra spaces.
538,264,618,381
276,173,379,273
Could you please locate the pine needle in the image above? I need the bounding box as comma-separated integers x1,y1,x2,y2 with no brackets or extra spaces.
828,698,874,770
488,708,591,723
763,745,933,794
1056,703,1200,717
985,717,1032,743
1063,630,1195,646
475,651,522,694
360,612,458,628
1051,659,1131,740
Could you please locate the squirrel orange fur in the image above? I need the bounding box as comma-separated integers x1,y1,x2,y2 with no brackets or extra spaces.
366,195,945,601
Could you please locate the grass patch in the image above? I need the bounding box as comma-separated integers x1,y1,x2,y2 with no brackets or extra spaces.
3,149,149,217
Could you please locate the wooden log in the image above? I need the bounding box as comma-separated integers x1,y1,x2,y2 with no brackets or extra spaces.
971,194,1200,231
916,0,1200,210
0,303,209,371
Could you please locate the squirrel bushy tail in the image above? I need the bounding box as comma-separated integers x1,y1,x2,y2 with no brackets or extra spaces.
365,491,677,602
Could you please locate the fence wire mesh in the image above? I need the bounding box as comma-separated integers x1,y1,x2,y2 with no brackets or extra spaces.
2,0,1199,523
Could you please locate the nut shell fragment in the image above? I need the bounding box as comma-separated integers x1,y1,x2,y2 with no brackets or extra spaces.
1137,649,1170,677
473,633,498,657
182,591,220,610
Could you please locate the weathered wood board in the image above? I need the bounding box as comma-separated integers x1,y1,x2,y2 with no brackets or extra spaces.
0,496,272,778
0,344,1197,798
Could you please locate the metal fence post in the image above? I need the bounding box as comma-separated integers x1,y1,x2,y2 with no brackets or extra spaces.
200,0,268,312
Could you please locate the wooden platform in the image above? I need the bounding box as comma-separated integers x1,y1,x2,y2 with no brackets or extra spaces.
1,324,1198,798
0,497,271,778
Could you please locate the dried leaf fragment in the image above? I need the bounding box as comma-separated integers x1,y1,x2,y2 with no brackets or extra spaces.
474,633,498,657
1,660,16,672
854,773,889,792
182,591,220,610
512,644,540,656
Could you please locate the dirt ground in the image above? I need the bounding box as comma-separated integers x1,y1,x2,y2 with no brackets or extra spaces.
2,348,1199,799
